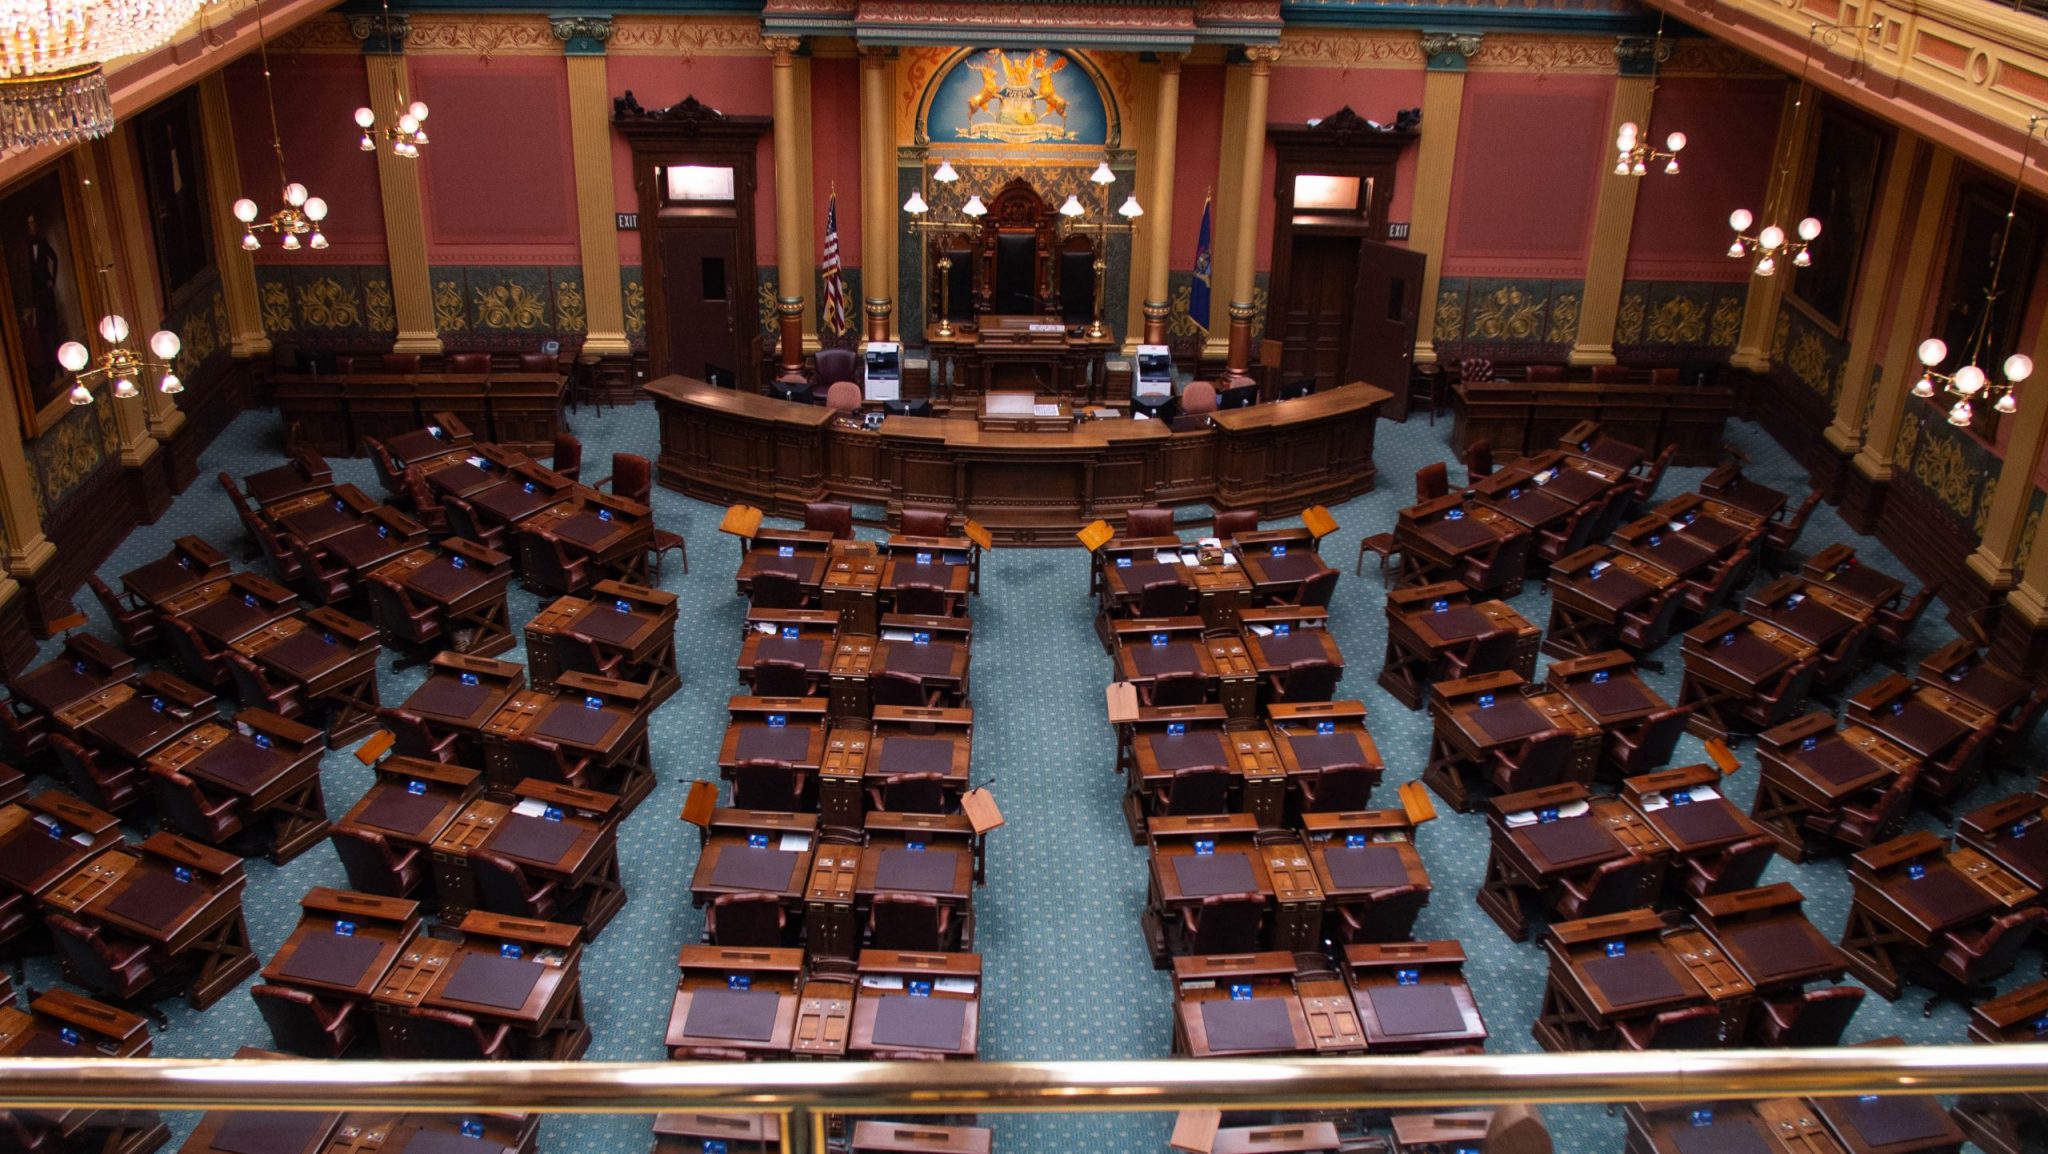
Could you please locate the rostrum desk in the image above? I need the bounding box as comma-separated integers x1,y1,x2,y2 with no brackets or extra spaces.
645,375,1392,545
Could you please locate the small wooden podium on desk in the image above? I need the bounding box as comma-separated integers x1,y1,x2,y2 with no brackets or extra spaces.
978,392,1074,432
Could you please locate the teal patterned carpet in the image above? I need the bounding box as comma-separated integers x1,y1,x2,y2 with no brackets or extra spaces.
19,399,2039,1153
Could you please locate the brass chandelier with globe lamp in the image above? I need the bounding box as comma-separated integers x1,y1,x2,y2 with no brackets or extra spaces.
56,265,184,407
1610,17,1685,178
353,0,429,157
1910,116,2044,428
230,2,329,253
902,158,985,339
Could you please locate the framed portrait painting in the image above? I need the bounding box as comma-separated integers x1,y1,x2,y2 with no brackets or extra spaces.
134,91,214,307
0,165,95,436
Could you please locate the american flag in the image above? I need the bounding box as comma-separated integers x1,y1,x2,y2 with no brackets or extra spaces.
821,188,848,337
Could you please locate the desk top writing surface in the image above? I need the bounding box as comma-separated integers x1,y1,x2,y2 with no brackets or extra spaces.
1712,477,1790,519
1708,915,1843,988
1762,596,1857,648
1513,814,1629,874
1691,628,1799,684
1876,864,1998,933
87,857,225,941
1247,629,1342,672
122,552,224,608
428,948,558,1020
740,550,827,588
1864,698,1974,760
1642,797,1756,855
1618,530,1716,577
323,521,417,572
1575,945,1701,1015
0,816,103,895
1482,486,1576,529
1810,1094,1965,1154
1812,557,1905,610
12,653,130,716
1556,672,1663,727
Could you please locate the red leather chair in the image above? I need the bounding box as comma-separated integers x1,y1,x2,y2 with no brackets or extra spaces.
1277,568,1340,609
1802,766,1919,850
1618,588,1685,666
232,492,302,582
804,502,854,540
750,659,813,698
374,707,461,763
146,764,244,847
1296,764,1377,814
732,760,806,811
1602,706,1693,781
1213,510,1260,539
517,527,592,596
87,574,159,655
1917,906,2048,1015
225,652,303,721
1680,548,1753,618
48,733,146,816
1464,438,1494,480
869,893,953,952
381,353,421,374
1270,659,1341,704
1139,671,1208,709
1415,462,1449,503
869,669,944,708
1330,884,1428,945
1617,1003,1723,1049
1537,504,1601,566
1125,508,1175,538
252,983,359,1057
1525,365,1566,383
1488,728,1575,795
901,509,952,537
551,432,583,482
447,352,492,374
163,617,233,690
1622,444,1679,512
1156,766,1234,817
472,852,561,922
444,497,507,554
1871,581,1941,664
1459,533,1531,595
47,914,159,1004
1589,365,1630,385
825,381,864,412
400,466,449,535
329,823,424,898
1756,986,1864,1047
750,570,809,611
1177,893,1265,956
1681,835,1778,900
502,736,593,792
555,633,624,682
870,772,949,815
1137,579,1194,618
705,892,787,947
405,1007,513,1060
283,532,352,606
812,347,860,404
362,437,408,496
1762,492,1823,571
519,351,560,375
366,578,442,666
1737,657,1819,732
893,582,954,617
1553,854,1665,921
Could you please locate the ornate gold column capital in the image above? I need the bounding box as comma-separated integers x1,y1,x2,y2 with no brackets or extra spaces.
764,35,802,61
1157,52,1185,76
1243,45,1280,71
860,45,889,68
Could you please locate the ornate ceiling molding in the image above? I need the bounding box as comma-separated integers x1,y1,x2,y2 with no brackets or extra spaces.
761,0,1282,50
1278,27,1425,69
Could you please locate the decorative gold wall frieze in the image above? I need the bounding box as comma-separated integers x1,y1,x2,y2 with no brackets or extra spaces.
1277,28,1424,70
403,16,562,58
1468,34,1619,75
604,17,764,57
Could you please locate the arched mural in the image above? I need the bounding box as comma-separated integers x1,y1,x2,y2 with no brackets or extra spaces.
917,48,1118,149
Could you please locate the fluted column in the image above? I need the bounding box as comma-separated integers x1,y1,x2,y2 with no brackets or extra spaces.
1409,32,1480,364
1825,133,1923,456
767,35,808,382
1570,39,1658,367
555,18,630,356
0,355,55,581
859,47,894,342
1141,54,1184,346
197,74,269,358
1221,46,1278,384
357,14,439,354
1853,149,1956,485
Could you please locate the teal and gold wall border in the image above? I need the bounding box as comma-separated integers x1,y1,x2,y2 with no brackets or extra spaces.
1433,277,1582,358
1892,406,1999,540
430,266,587,348
1766,300,1850,404
255,265,400,347
27,398,118,520
1614,280,1746,357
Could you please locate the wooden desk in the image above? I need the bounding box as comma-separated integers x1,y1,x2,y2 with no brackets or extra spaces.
848,949,980,1059
691,810,817,913
1145,814,1286,965
374,911,587,1060
1919,640,2034,725
60,832,258,1009
1624,1099,1823,1154
849,1121,993,1154
737,545,831,601
481,673,653,811
430,779,624,933
120,536,230,610
146,710,329,864
384,418,474,467
1751,713,1919,862
1958,789,2048,890
0,792,123,934
525,581,678,705
1394,498,1528,595
1424,671,1601,813
232,608,385,742
1847,673,1994,811
264,483,381,546
1534,907,1737,1051
1171,952,1318,1057
0,988,166,1154
8,635,136,718
1477,783,1638,942
521,489,656,583
1342,940,1486,1053
1692,883,1847,1012
371,540,517,659
1301,811,1429,947
401,654,526,759
161,573,302,648
1235,536,1331,605
739,609,840,693
647,375,1389,546
262,888,421,1002
1621,763,1763,892
1804,544,1907,611
880,554,970,617
1454,379,1733,466
823,551,885,635
55,670,217,764
654,1114,779,1154
664,944,805,1058
718,695,829,782
336,760,482,903
315,508,430,581
1380,582,1537,710
422,445,529,501
1679,612,1817,742
1701,464,1791,520
1809,1093,1965,1154
1269,701,1384,823
1544,545,1680,662
1840,832,2035,999
866,705,974,819
845,812,979,950
1243,623,1344,703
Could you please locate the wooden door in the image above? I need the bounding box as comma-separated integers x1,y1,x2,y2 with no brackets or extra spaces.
1278,234,1363,390
658,225,742,387
1347,239,1427,418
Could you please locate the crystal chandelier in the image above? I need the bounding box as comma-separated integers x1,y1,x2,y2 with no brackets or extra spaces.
353,0,427,157
0,0,209,150
57,266,182,405
1911,116,2043,427
231,5,328,252
1726,19,1877,278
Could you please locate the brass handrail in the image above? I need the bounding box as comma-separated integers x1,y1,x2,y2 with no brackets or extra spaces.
0,1046,2042,1113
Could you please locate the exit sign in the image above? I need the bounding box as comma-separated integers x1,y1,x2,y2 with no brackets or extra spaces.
616,212,638,229
1386,221,1411,240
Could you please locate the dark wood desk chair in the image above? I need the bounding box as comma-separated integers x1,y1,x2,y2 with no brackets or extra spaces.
901,509,952,537
1756,984,1864,1047
868,893,952,952
732,761,807,812
1915,907,2048,1017
146,763,245,847
401,466,450,535
446,497,508,554
705,892,787,948
1680,835,1778,901
1296,765,1376,814
1589,365,1630,385
750,570,810,611
1537,505,1600,567
86,574,159,656
1273,568,1340,609
406,1006,514,1060
227,651,305,721
363,436,408,495
870,773,947,815
894,582,954,618
1156,766,1234,818
164,616,234,690
1270,659,1341,705
48,733,148,817
602,453,688,578
1464,439,1494,481
1214,510,1261,538
1762,492,1823,572
805,502,854,540
518,528,593,597
1603,706,1692,782
1680,548,1753,619
253,983,360,1057
1445,630,1519,682
870,670,945,709
551,433,582,482
1552,854,1663,922
1619,589,1685,672
1617,1003,1721,1050
367,582,444,670
1415,463,1449,503
1488,729,1574,795
1140,672,1209,709
330,824,425,898
1356,532,1400,586
1460,534,1531,596
1870,581,1942,666
502,737,593,792
1801,767,1918,851
1138,580,1195,618
1331,885,1429,947
556,633,624,681
1737,658,1819,733
473,852,561,923
1126,508,1175,538
284,532,353,606
218,471,267,562
751,659,815,699
48,914,165,1008
1176,893,1265,956
375,707,462,763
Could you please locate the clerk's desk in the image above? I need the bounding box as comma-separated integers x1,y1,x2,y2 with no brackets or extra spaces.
647,375,1390,544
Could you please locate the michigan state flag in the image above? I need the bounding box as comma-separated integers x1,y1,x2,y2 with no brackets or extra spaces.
1189,194,1213,335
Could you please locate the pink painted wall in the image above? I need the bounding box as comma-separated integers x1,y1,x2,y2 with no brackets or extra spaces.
1622,77,1782,282
414,57,579,264
1168,62,1226,270
223,53,385,262
1444,71,1610,278
606,53,775,267
1265,64,1426,268
809,56,862,270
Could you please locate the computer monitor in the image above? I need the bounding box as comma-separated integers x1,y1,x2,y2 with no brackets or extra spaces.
883,397,932,417
1278,377,1316,400
768,378,811,404
1131,393,1177,421
863,342,902,402
1217,383,1260,410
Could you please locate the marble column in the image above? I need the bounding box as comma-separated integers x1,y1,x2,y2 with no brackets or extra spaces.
1141,53,1183,347
860,47,894,343
355,13,440,354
